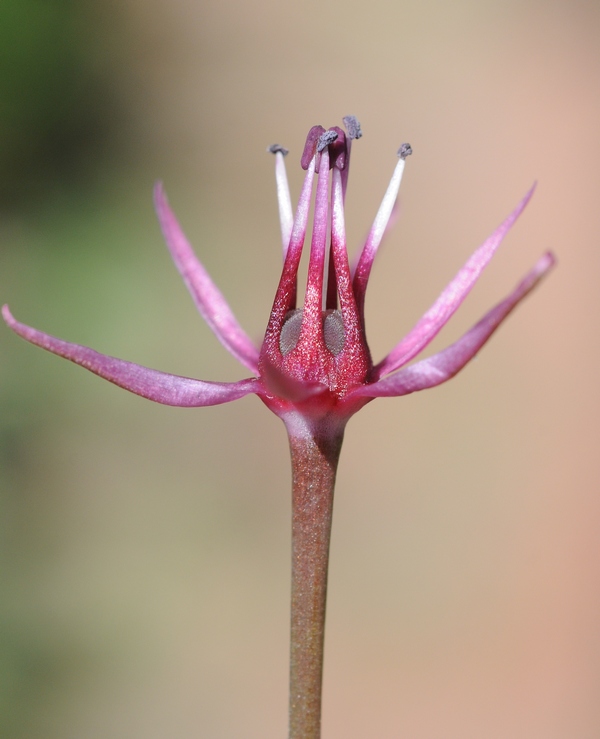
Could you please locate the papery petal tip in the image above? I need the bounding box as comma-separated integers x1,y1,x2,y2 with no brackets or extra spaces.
351,250,555,401
2,304,14,325
153,183,260,373
153,179,164,201
537,250,556,272
373,183,540,379
4,306,260,407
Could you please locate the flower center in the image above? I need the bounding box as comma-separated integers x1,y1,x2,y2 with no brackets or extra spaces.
279,309,346,357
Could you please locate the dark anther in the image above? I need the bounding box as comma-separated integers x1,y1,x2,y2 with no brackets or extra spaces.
301,125,326,170
317,129,339,153
343,115,362,140
268,144,289,156
398,143,413,160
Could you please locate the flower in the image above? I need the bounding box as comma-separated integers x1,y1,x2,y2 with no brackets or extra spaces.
3,118,555,437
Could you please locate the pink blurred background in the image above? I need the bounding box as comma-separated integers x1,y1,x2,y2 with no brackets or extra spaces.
1,0,599,736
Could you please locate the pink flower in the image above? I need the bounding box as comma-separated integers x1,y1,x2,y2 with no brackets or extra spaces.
3,118,555,437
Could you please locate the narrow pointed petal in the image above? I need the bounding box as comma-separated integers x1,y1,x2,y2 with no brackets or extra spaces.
154,183,259,373
374,184,537,380
351,252,555,399
3,306,260,407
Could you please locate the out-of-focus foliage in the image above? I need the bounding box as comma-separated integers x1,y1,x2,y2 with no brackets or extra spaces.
0,6,136,735
0,0,115,208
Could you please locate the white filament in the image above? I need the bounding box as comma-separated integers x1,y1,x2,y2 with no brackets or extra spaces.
274,151,294,259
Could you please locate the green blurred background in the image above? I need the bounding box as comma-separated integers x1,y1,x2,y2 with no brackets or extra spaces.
1,0,599,736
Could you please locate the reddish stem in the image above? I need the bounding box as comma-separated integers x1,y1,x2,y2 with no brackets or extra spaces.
287,426,344,739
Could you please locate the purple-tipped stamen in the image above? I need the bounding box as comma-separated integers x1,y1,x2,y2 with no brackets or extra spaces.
268,144,294,258
352,144,412,320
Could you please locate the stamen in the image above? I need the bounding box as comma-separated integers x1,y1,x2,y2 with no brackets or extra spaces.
268,144,293,257
343,115,362,140
352,145,411,317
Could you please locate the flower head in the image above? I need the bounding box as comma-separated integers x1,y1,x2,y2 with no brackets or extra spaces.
3,117,555,437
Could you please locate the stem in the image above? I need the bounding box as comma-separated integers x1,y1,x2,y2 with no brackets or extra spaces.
288,426,344,739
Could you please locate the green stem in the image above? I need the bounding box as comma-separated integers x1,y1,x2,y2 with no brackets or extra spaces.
287,426,344,739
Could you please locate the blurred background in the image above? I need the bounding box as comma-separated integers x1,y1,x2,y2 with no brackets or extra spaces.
0,0,599,736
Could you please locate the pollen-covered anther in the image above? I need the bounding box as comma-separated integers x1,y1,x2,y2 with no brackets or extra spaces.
342,115,362,140
317,130,339,152
323,310,345,356
268,144,289,156
398,143,413,160
315,129,344,172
